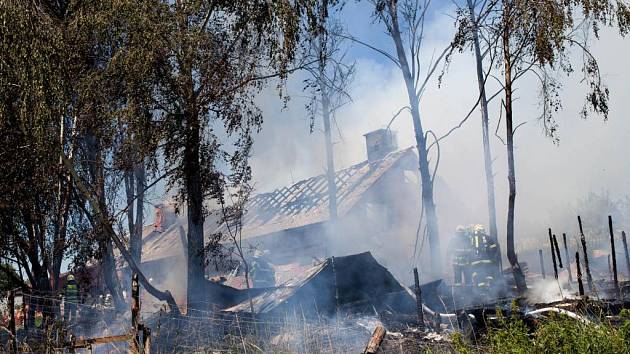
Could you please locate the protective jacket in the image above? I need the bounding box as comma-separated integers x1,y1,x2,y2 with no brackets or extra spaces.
64,280,79,304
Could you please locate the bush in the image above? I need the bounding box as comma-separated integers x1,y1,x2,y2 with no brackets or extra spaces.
533,313,626,353
451,306,630,354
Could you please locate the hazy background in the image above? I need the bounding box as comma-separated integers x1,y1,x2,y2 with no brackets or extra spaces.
247,2,630,261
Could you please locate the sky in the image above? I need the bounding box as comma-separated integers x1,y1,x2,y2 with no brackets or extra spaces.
247,1,630,251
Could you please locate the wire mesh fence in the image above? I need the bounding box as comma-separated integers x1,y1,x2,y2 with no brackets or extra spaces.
1,290,461,353
1,289,131,353
148,307,373,353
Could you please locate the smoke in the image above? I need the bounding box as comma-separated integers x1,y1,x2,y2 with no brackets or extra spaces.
527,278,574,304
248,3,630,283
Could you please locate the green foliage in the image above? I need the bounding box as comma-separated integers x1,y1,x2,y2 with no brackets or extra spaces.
456,310,630,354
533,313,626,354
450,332,474,354
0,264,23,292
486,308,532,354
620,309,630,346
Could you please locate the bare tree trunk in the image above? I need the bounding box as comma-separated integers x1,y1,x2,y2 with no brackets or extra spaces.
125,169,136,254
125,161,145,266
134,164,145,260
387,1,441,275
86,132,125,308
502,2,527,293
61,153,181,314
322,91,337,220
467,0,500,271
184,109,206,310
317,8,337,221
52,116,77,291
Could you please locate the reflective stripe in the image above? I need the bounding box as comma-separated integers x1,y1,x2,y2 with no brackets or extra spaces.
489,244,497,248
470,259,494,266
65,284,79,303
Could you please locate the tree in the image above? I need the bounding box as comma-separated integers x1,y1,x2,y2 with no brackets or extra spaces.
303,1,354,221
462,0,630,292
0,0,170,311
371,0,451,275
0,0,88,296
145,0,317,309
465,0,500,262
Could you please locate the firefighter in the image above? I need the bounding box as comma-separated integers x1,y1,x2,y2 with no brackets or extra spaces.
63,274,80,323
470,225,499,289
449,226,473,286
250,250,275,288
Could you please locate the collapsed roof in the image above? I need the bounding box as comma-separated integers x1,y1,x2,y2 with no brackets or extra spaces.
229,148,417,239
222,252,415,316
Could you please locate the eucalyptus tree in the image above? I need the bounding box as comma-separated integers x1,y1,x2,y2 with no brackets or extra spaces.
455,0,630,292
302,0,355,221
371,0,452,275
0,0,93,294
463,0,501,261
146,0,319,309
0,0,163,309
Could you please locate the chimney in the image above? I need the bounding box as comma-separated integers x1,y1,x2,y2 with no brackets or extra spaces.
154,204,164,232
364,129,397,162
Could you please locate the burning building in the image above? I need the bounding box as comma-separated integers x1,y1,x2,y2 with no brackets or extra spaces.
211,129,470,283
107,129,468,310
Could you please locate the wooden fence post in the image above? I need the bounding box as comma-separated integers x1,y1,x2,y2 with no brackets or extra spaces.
142,326,152,354
131,273,140,353
578,216,594,292
8,290,17,354
549,230,558,280
576,252,585,296
622,231,630,279
608,216,619,292
413,268,424,330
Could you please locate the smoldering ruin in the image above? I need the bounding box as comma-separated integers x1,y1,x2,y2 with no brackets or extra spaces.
3,129,630,353
3,0,630,353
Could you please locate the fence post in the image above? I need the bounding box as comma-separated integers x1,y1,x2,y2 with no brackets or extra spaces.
549,230,558,280
413,268,424,330
576,252,585,296
577,216,594,292
608,216,619,293
8,290,17,354
622,231,630,279
142,326,151,354
131,273,140,353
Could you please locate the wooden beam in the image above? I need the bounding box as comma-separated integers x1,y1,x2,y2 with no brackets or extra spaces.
70,333,134,348
363,324,386,354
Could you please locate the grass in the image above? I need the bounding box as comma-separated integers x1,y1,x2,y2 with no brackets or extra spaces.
451,305,630,354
